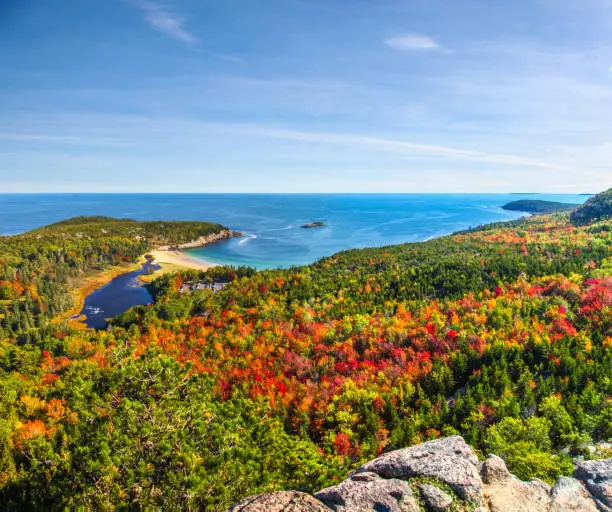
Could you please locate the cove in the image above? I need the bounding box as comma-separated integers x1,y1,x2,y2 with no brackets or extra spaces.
81,260,160,329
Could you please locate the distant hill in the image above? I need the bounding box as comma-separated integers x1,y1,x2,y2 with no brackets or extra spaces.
501,199,578,214
570,188,612,225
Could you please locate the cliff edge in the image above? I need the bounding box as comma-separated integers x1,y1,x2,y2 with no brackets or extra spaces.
227,436,612,512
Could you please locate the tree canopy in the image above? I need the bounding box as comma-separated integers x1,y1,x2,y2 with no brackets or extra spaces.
0,211,611,509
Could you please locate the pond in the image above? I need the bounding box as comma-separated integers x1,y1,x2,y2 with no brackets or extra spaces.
80,261,160,329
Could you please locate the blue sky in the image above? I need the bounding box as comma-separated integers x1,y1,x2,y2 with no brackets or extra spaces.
0,0,611,193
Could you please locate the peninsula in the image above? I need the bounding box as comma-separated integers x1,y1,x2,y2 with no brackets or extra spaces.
501,199,579,214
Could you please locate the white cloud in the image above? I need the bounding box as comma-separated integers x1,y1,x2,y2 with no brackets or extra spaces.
134,1,198,44
385,34,440,51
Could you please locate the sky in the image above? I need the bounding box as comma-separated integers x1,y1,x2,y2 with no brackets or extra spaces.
0,0,611,193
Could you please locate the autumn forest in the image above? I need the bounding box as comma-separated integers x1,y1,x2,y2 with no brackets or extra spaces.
0,192,611,510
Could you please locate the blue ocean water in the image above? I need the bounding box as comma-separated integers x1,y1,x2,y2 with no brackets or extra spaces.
0,193,589,269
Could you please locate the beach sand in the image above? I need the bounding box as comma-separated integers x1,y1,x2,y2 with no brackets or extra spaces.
148,249,216,272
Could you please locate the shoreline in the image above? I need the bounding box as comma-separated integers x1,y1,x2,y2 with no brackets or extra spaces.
60,231,233,326
55,261,143,328
155,228,239,250
60,211,542,328
147,249,217,273
57,209,551,329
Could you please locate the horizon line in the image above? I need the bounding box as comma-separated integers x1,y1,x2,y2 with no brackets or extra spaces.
0,191,594,196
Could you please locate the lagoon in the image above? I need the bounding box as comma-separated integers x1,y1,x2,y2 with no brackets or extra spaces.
80,261,158,329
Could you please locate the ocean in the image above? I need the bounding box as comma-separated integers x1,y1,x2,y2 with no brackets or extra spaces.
0,193,588,269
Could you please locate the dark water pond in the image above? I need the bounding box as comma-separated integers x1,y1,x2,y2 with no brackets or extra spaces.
80,262,160,329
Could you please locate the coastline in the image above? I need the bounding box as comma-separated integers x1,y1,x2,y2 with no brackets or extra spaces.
60,230,235,326
142,229,238,278
57,210,549,328
155,228,239,250
147,249,217,273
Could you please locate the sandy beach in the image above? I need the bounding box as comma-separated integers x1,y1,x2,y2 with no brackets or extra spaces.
148,249,216,272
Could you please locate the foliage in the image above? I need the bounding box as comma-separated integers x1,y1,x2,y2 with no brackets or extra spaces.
0,211,611,508
571,188,612,225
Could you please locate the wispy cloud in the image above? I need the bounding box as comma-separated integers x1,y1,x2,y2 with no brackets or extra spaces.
0,112,566,170
221,124,566,170
385,34,440,51
134,1,198,44
214,54,246,65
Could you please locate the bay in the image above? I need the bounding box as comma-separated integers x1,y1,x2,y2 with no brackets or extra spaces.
0,193,588,269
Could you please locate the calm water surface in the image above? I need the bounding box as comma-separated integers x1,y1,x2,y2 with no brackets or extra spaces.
80,262,158,329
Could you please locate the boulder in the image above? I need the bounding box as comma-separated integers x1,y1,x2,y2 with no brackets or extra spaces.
550,476,598,512
481,455,551,512
574,459,612,512
357,436,483,504
480,454,512,485
314,471,419,512
226,490,332,512
483,477,551,512
417,483,453,511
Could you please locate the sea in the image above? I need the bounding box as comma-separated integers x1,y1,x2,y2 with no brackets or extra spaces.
0,193,589,269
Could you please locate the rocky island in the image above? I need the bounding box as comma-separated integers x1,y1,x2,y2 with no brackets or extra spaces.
301,221,326,229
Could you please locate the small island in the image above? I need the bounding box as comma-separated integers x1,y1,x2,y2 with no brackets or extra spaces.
501,199,578,214
301,221,326,229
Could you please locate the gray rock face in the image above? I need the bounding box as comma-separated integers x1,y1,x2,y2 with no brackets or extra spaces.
480,454,512,485
358,435,483,504
550,476,598,512
574,459,612,512
480,455,553,512
483,476,551,512
417,483,453,511
314,471,419,512
226,490,332,512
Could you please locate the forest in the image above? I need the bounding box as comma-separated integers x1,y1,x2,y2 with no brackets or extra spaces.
0,194,610,510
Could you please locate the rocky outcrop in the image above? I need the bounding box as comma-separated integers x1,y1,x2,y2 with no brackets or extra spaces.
481,454,552,512
156,229,239,251
574,459,612,511
551,476,598,511
226,436,612,512
226,491,332,511
314,471,419,512
358,436,483,504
